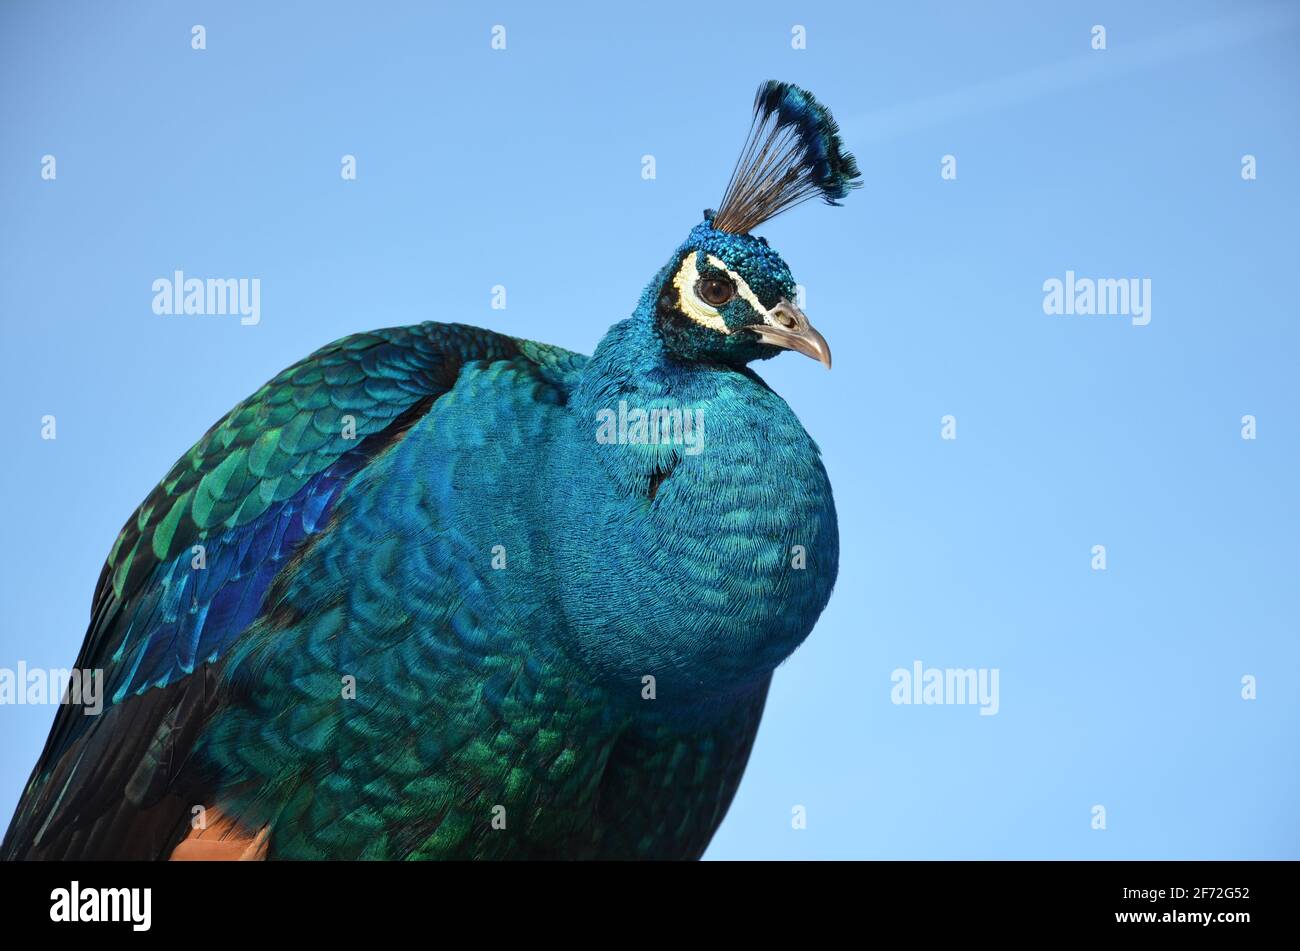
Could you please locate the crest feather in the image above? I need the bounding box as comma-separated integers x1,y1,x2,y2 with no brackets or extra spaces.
712,81,861,235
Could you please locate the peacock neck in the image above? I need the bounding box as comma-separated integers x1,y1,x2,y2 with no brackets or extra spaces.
572,305,748,494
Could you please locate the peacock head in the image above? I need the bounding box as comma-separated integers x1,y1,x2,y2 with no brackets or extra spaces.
650,81,861,371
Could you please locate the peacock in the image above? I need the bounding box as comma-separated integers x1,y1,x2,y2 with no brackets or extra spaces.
2,80,860,860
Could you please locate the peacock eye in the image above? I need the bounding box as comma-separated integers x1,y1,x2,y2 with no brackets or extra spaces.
696,276,736,307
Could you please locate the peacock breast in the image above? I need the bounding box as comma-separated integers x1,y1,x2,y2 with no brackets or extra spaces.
552,371,838,696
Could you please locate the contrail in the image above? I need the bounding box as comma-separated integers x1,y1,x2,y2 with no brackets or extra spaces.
844,3,1300,143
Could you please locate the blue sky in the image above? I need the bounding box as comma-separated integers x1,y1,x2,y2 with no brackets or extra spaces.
1,0,1296,859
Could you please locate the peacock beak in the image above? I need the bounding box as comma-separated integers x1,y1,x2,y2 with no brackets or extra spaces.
751,298,832,369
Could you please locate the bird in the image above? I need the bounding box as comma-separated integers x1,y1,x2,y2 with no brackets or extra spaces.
2,80,860,860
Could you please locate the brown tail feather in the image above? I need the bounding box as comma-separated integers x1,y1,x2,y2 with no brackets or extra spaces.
169,807,268,861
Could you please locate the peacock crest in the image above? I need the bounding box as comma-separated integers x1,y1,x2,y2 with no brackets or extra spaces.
712,80,863,235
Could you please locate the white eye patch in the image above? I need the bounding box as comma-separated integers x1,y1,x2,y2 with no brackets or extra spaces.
671,253,770,333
